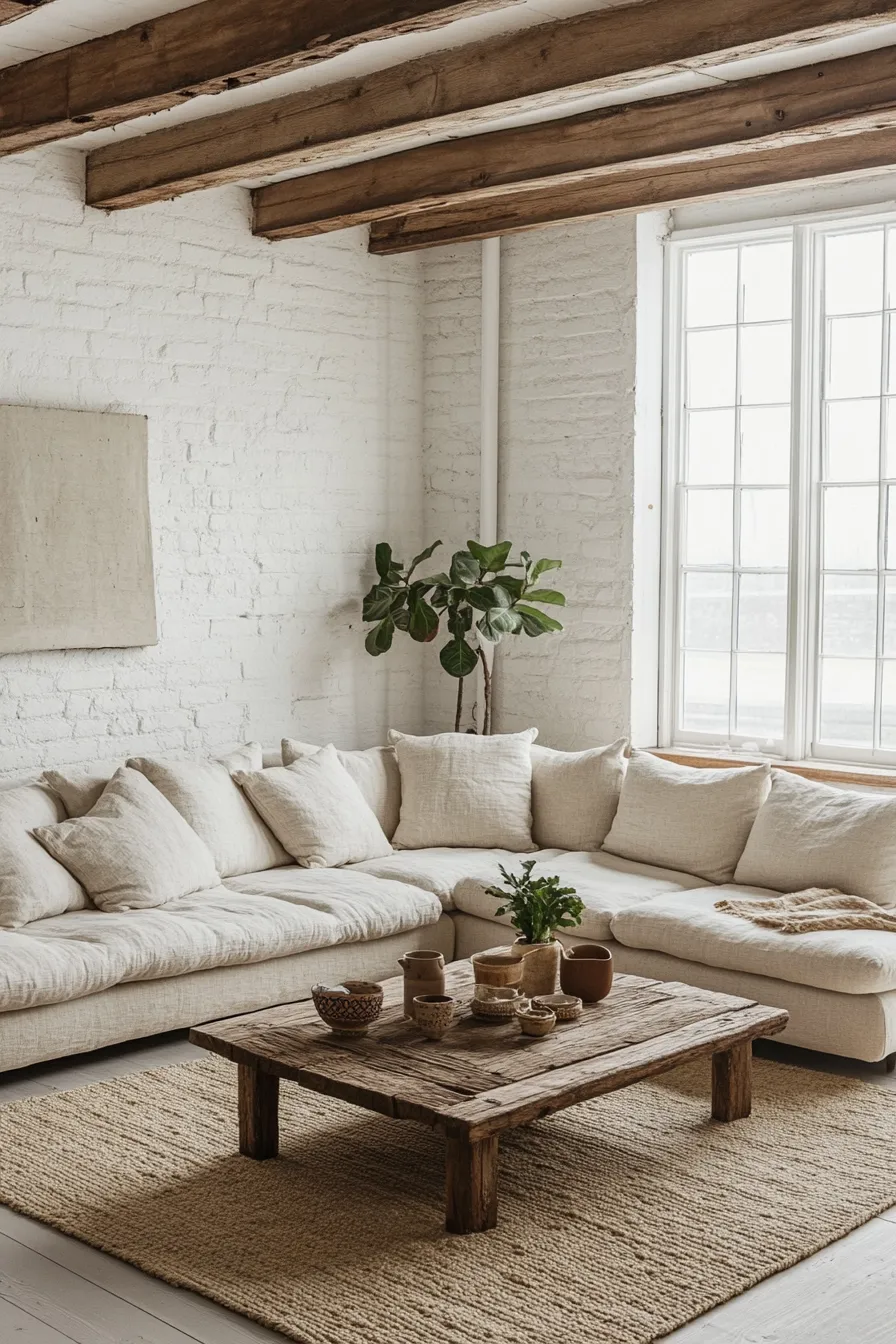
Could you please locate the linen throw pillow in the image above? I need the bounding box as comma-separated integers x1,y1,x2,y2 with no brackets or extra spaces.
0,783,87,928
233,747,392,868
531,738,629,850
734,770,896,906
42,768,112,818
602,750,770,884
389,728,538,851
127,743,290,877
281,738,401,839
33,767,220,912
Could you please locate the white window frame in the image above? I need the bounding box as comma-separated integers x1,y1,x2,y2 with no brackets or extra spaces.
660,205,896,771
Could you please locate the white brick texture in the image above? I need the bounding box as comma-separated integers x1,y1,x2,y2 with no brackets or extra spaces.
0,147,425,777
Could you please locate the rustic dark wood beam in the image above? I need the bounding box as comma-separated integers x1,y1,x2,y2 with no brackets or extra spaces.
0,0,52,24
366,126,896,252
0,0,521,156
251,45,896,240
87,0,896,211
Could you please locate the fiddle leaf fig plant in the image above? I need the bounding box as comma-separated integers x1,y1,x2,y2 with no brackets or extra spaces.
361,539,566,732
485,861,585,946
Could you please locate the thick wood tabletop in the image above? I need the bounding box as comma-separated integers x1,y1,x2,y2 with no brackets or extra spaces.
191,961,788,1141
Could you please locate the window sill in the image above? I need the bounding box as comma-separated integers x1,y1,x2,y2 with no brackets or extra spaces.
651,748,896,791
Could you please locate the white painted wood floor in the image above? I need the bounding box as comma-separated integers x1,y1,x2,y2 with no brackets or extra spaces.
0,1034,894,1343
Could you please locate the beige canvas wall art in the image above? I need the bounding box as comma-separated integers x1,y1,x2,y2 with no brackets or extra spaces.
0,405,158,654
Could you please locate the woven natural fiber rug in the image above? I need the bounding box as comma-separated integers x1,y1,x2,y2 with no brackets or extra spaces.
1,1057,895,1344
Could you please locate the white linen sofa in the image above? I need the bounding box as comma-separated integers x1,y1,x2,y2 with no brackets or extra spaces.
3,746,896,1073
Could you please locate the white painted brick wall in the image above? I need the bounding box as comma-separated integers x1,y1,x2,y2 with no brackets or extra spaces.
420,219,639,747
0,147,425,777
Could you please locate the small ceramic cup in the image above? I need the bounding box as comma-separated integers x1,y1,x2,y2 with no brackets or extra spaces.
471,985,527,1020
532,992,582,1022
414,994,456,1040
516,1005,557,1038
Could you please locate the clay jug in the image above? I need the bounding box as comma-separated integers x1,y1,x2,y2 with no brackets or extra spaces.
398,949,445,1018
560,944,614,1003
511,938,561,997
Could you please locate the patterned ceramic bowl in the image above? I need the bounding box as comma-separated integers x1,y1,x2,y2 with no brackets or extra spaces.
312,980,384,1034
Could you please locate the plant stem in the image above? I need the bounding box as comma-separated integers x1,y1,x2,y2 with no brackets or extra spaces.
477,646,492,735
454,676,464,733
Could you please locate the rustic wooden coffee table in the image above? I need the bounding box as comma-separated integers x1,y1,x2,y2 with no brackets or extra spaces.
191,962,788,1234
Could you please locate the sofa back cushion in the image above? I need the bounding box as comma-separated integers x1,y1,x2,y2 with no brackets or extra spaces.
43,769,112,817
33,767,220,911
531,739,628,850
127,744,290,877
734,769,896,905
234,747,392,868
602,750,771,884
281,739,401,840
389,728,537,851
0,784,88,928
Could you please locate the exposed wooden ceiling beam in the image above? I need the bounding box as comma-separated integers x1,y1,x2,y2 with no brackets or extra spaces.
87,0,896,211
366,127,896,252
0,0,520,156
251,46,896,240
0,0,52,24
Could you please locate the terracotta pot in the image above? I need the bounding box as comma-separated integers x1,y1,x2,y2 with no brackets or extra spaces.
414,994,456,1040
560,944,614,1003
398,949,445,1018
515,1005,557,1038
512,938,561,997
471,949,523,989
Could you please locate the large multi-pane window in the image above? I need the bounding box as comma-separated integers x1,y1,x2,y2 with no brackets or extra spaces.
664,215,896,766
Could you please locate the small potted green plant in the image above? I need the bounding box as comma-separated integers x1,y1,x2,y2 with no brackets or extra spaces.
485,861,585,996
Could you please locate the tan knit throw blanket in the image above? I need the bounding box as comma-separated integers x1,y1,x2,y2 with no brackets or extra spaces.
714,888,896,934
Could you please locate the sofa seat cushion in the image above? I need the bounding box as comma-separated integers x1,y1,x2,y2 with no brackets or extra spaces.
0,871,441,1014
348,848,565,911
453,852,712,942
610,886,896,995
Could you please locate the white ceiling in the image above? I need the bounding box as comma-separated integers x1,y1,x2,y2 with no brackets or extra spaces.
4,0,896,193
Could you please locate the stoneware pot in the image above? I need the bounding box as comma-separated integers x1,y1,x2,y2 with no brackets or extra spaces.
311,980,384,1035
560,944,614,1003
470,985,527,1021
414,994,456,1040
470,949,523,989
516,1005,557,1038
512,938,561,997
398,949,446,1018
532,992,583,1022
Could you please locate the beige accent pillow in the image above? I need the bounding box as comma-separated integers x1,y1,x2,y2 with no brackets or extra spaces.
281,738,401,839
389,728,538,851
233,747,392,868
531,739,628,850
602,750,771,884
33,767,220,912
42,768,113,817
0,784,87,928
127,743,289,877
734,770,896,906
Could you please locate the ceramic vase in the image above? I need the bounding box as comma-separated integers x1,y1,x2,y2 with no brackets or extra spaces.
560,944,614,1003
512,938,561,997
413,994,456,1040
398,949,445,1018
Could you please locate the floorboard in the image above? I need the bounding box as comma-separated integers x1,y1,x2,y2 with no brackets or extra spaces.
0,1031,893,1344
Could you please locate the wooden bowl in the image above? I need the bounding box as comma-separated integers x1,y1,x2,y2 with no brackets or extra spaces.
533,992,582,1022
312,980,383,1035
471,949,523,988
515,1006,557,1038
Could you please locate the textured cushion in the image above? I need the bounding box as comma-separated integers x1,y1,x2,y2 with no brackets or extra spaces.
42,768,113,818
128,744,289,878
0,784,87,929
281,739,401,839
734,770,896,906
234,748,392,868
0,870,441,1014
610,885,896,995
602,751,771,884
33,768,220,912
531,739,628,850
454,851,712,941
350,847,565,911
389,728,537,851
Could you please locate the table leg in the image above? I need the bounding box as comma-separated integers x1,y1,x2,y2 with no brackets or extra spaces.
238,1063,279,1159
712,1041,752,1121
445,1134,499,1234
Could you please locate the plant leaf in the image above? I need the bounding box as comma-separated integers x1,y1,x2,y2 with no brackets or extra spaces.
374,543,394,581
517,604,564,636
408,598,440,643
523,588,566,606
489,582,513,608
407,540,442,578
439,637,479,678
362,584,396,623
364,617,394,656
531,557,562,581
449,550,480,587
466,585,497,612
467,539,513,573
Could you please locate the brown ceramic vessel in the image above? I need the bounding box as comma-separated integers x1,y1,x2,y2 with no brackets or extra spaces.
560,944,614,1003
398,949,445,1017
471,949,523,989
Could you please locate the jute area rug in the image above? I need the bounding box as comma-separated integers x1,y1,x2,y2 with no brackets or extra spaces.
1,1056,895,1344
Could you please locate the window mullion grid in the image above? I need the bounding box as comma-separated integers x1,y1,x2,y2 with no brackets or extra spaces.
729,245,744,743
807,229,827,761
874,230,890,753
785,224,814,763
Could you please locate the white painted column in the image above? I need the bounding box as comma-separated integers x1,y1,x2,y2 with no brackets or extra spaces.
478,237,501,732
